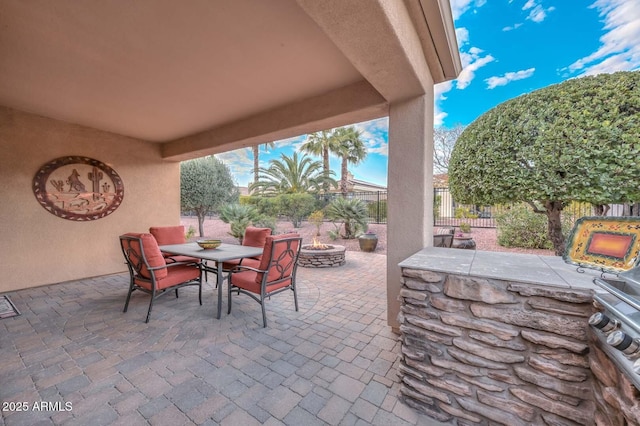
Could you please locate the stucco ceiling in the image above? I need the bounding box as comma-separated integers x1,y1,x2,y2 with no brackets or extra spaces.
0,0,461,158
0,0,364,142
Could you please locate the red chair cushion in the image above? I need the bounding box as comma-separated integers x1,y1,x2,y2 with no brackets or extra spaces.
231,270,292,294
255,233,300,285
149,226,186,245
243,227,271,248
124,233,168,280
222,257,260,271
135,264,200,291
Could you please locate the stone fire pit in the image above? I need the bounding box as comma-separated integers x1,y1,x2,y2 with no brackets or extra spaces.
298,244,346,268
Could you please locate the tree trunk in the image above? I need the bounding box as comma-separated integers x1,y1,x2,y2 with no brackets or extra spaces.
341,158,348,196
322,148,330,192
545,201,565,256
253,145,259,186
344,221,352,239
197,209,206,237
323,148,330,175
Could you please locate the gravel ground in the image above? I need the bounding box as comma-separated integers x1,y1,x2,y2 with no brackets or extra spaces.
181,216,556,257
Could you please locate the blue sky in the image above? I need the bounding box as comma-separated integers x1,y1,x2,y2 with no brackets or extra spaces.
218,0,640,187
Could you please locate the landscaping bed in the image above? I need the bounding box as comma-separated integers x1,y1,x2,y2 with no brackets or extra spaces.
181,216,555,257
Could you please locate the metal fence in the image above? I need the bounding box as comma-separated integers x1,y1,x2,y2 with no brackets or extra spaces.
433,187,599,229
316,191,388,224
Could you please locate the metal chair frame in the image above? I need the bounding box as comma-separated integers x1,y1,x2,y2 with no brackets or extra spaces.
227,236,302,327
120,234,202,323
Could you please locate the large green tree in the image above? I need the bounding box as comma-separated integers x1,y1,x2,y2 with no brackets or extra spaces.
249,152,337,195
449,71,640,255
181,156,239,237
332,126,368,195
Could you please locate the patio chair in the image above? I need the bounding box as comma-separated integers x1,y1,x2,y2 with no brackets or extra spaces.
120,233,202,323
227,233,302,327
222,226,272,271
150,225,210,279
433,227,454,248
149,225,197,263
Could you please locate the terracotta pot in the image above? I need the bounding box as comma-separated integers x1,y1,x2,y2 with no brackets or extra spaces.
359,233,378,252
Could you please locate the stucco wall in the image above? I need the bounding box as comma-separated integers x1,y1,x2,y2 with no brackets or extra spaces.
0,107,180,292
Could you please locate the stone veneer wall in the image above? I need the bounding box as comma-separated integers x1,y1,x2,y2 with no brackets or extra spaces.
298,246,346,268
397,267,640,426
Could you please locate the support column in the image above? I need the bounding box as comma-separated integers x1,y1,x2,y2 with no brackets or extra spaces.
387,94,434,331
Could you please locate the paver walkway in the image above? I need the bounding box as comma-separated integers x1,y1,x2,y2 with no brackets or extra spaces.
0,252,445,425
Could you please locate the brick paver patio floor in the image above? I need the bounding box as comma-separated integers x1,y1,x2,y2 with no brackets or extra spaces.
0,252,443,425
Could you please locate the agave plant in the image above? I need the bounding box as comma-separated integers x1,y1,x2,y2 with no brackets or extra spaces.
325,197,369,239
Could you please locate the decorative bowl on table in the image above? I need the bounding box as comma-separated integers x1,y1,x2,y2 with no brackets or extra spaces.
196,239,222,250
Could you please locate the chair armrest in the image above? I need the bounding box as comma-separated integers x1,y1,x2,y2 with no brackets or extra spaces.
148,261,200,271
229,264,268,274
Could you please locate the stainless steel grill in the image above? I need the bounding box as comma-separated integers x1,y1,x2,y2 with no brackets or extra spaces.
561,217,640,391
591,266,640,391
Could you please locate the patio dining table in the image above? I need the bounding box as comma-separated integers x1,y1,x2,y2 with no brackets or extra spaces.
159,242,263,319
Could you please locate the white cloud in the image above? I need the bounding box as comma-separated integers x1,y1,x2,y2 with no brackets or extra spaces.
281,135,307,152
456,49,496,89
567,0,640,76
521,0,555,23
354,118,389,156
503,22,524,31
290,119,390,158
215,148,254,185
528,5,555,22
485,67,536,89
456,27,469,46
434,81,453,127
450,0,487,20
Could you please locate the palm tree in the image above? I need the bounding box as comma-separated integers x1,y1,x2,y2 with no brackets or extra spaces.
300,130,340,177
252,142,275,188
249,152,337,195
332,126,368,196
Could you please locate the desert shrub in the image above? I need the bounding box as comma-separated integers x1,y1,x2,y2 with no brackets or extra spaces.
454,207,479,219
240,195,279,217
496,205,550,249
255,196,282,218
185,225,196,241
219,204,261,243
308,210,324,236
325,197,368,239
278,193,317,228
495,204,559,249
253,216,277,233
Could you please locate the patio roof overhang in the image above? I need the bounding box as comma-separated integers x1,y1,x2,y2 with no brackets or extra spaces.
0,0,461,159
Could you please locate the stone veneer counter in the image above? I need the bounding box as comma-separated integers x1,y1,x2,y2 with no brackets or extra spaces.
399,248,601,289
397,247,640,426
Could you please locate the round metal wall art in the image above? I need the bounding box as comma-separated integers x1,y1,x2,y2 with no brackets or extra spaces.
33,156,124,221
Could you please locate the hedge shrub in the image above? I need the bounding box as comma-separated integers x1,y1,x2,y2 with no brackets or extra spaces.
495,204,573,250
